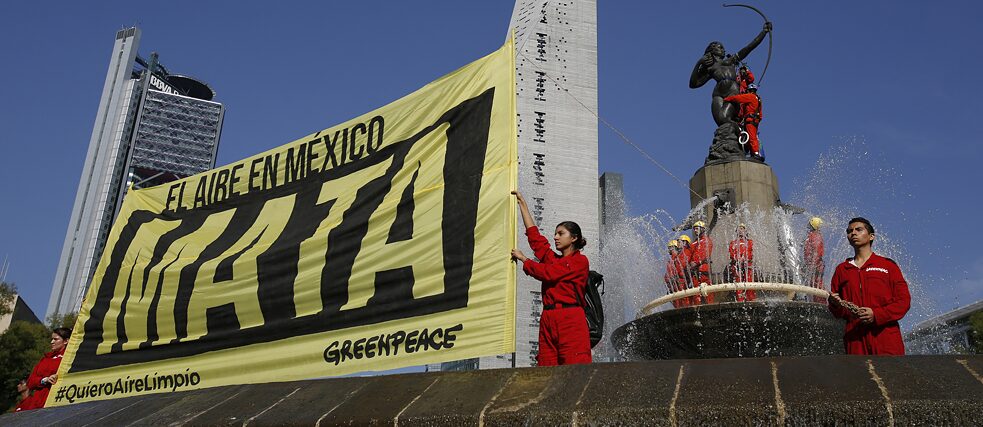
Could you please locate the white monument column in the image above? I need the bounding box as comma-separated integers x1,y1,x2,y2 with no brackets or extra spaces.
477,0,598,369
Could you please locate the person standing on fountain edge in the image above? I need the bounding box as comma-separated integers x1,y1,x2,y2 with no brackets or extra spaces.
728,224,756,301
511,191,591,365
689,221,715,304
664,240,685,308
677,235,699,306
828,218,911,355
803,217,826,301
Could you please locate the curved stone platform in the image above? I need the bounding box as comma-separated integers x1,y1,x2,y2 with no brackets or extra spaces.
613,301,845,360
2,356,980,426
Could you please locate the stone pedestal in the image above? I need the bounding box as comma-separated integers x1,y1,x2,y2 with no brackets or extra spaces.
689,160,787,282
689,160,779,225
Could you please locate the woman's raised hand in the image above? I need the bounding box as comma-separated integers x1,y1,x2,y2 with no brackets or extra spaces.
511,190,526,205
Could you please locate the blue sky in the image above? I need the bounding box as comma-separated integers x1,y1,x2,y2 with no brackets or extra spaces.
1,1,981,327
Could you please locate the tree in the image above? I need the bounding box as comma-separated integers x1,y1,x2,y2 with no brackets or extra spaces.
46,312,78,331
0,282,16,318
0,321,49,412
969,311,983,355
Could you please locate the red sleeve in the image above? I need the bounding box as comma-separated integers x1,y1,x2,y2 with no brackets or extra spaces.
828,267,850,319
524,226,555,262
689,245,704,264
748,240,754,262
724,93,753,104
872,262,912,326
26,357,47,391
522,254,588,284
747,70,755,82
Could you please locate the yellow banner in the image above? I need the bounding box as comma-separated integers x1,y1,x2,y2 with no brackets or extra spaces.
50,38,516,406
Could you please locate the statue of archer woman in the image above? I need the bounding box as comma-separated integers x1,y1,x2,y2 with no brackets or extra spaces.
690,21,772,162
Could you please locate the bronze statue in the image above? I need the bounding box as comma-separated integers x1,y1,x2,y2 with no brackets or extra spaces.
690,21,772,163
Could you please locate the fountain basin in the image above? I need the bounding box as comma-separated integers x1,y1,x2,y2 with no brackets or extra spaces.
613,301,845,360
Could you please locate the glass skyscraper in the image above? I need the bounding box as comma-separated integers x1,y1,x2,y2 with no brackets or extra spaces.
47,27,224,318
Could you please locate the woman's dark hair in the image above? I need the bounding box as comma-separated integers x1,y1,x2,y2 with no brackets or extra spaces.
847,217,875,235
705,41,723,54
556,221,587,250
53,327,72,341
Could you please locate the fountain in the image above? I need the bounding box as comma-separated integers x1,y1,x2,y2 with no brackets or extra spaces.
610,16,846,360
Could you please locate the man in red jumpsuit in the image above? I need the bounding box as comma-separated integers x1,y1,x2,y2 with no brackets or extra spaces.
737,65,755,93
828,217,911,355
728,224,756,301
724,83,763,159
803,217,826,290
664,240,684,308
678,235,698,306
688,221,715,304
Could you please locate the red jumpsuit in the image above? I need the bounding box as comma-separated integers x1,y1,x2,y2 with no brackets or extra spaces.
728,238,756,301
15,347,66,412
738,69,755,93
678,245,698,306
664,252,683,308
521,226,592,366
828,253,911,355
689,235,714,304
803,231,825,289
723,93,762,155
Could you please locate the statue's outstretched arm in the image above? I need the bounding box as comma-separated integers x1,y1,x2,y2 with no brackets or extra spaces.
733,22,772,63
689,54,713,88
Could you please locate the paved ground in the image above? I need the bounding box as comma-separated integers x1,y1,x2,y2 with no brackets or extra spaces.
3,355,981,426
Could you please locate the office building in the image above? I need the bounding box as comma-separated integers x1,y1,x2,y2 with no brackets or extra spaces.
47,27,224,317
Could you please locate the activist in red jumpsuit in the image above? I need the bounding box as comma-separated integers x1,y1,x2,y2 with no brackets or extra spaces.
511,191,591,366
828,217,911,355
688,221,715,304
803,217,826,290
677,235,699,306
724,84,762,158
728,224,756,301
664,240,684,308
15,327,71,412
737,65,755,93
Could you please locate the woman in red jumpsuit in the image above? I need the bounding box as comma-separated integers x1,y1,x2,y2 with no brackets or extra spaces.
15,327,71,412
511,191,591,366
